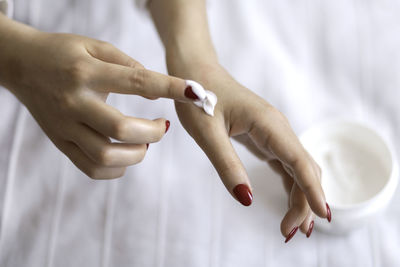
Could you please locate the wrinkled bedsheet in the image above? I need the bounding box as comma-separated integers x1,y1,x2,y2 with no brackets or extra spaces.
0,0,399,266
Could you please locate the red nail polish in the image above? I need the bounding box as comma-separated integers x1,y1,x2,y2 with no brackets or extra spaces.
285,226,299,243
306,221,314,238
233,184,253,206
146,143,149,149
184,86,199,100
326,202,331,222
165,120,170,133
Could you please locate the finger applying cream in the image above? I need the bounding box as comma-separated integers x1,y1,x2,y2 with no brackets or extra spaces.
184,80,217,116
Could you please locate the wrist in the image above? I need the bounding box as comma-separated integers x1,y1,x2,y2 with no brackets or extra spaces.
165,40,220,78
0,15,42,91
149,0,219,78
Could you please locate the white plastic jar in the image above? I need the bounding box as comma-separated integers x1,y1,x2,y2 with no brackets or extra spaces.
300,121,399,234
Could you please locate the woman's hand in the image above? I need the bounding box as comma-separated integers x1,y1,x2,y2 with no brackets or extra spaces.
171,62,330,241
149,0,330,242
0,14,194,179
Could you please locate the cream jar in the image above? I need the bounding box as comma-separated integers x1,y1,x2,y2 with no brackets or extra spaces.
300,121,399,234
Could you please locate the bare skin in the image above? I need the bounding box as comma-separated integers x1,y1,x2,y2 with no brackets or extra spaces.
0,0,330,241
149,0,329,239
0,13,194,179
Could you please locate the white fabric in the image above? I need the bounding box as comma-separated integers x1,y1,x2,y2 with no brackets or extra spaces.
1,0,400,266
0,1,6,14
134,0,148,9
0,0,12,17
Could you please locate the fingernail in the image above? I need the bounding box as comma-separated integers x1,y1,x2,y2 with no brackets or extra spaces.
233,184,253,206
284,226,299,243
326,202,331,223
306,221,314,238
165,120,170,133
146,143,149,150
184,85,199,100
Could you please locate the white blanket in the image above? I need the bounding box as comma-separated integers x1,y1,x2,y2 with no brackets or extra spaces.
0,0,399,266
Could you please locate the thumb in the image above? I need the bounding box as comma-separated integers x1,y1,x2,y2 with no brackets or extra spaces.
193,121,253,206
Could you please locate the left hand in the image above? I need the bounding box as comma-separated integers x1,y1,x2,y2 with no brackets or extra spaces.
170,62,329,239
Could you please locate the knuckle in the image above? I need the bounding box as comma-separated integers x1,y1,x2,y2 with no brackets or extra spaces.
166,78,174,97
130,68,146,94
293,158,311,174
67,60,91,86
126,58,140,68
111,119,129,141
264,105,279,115
268,106,289,124
288,150,309,169
287,155,301,169
58,92,78,113
95,146,114,166
96,40,114,51
101,41,115,50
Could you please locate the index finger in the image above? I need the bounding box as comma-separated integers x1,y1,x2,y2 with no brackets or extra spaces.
180,111,253,206
91,60,196,102
201,129,253,207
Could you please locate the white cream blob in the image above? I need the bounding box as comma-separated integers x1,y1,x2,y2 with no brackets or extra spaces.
314,137,388,206
185,80,217,116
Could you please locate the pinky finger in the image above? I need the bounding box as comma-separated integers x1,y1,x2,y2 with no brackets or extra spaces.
60,141,126,179
300,210,315,238
280,183,309,242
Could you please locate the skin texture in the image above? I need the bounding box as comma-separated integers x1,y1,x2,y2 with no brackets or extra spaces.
149,0,329,238
0,0,330,239
0,13,193,179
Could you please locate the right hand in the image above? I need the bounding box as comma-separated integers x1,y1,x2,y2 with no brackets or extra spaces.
168,62,330,240
0,27,193,179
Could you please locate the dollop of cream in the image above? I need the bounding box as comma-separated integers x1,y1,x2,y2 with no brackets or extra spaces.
315,138,387,205
185,80,217,116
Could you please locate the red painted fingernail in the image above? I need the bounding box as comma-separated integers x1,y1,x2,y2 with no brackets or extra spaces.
326,202,332,223
306,220,314,238
146,143,149,150
285,226,299,243
233,184,253,206
165,120,170,133
184,85,199,100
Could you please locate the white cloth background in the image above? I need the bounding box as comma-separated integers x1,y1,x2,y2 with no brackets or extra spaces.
0,0,400,266
0,0,12,16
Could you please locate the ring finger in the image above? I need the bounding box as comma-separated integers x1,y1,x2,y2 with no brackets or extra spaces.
67,123,147,167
